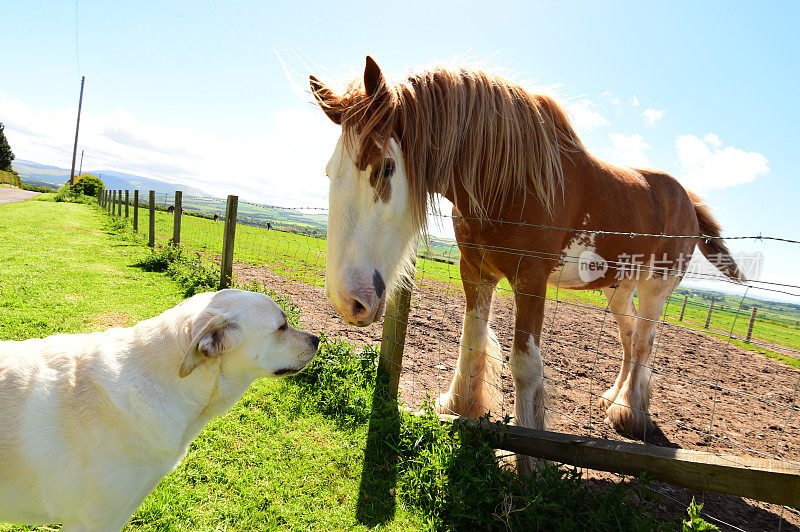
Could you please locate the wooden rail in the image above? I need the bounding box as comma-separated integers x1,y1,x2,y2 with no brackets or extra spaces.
435,413,800,508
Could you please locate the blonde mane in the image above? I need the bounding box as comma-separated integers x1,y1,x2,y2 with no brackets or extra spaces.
325,66,587,233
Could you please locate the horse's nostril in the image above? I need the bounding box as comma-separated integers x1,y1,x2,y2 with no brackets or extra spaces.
352,299,366,315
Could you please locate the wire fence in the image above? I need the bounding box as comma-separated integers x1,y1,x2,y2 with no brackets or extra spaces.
100,188,800,529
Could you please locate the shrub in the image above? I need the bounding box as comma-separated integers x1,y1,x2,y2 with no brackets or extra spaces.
72,174,105,197
21,184,55,193
134,244,219,297
0,169,20,187
53,185,94,204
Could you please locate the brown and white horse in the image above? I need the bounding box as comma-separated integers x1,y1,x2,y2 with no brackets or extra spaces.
310,57,743,458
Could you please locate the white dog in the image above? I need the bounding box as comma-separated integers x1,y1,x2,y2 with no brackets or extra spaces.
0,289,319,531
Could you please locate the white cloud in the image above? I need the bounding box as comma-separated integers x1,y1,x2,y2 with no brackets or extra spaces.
675,134,769,192
565,99,609,131
629,96,640,107
0,94,340,207
642,108,665,125
703,132,722,147
606,133,650,167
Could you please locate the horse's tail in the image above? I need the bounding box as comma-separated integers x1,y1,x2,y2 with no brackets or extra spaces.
688,191,746,282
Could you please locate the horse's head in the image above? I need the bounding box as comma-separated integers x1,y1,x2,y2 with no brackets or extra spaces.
310,57,416,326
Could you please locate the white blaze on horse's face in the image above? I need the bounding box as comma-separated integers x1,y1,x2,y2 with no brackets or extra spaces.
325,134,415,326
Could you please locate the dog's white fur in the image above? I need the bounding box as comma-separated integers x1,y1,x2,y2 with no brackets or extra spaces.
0,289,318,532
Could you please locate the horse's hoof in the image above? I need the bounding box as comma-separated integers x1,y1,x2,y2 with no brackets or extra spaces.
434,392,454,415
605,402,652,436
597,388,619,411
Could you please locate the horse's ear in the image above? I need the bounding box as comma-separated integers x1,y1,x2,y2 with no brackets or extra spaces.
309,75,343,125
364,56,387,101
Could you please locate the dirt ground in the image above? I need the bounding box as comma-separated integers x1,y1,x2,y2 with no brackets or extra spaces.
235,262,800,531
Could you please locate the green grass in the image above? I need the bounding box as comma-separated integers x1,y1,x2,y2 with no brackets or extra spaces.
0,195,185,340
0,198,673,530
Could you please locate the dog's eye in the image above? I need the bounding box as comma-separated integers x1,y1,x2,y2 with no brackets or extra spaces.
278,321,288,332
371,159,395,181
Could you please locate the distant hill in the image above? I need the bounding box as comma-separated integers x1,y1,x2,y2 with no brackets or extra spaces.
12,160,214,197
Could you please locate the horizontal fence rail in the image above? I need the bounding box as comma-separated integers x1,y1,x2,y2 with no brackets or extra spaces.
99,188,800,528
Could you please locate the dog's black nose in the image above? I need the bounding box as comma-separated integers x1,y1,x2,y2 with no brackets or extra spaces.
310,334,320,350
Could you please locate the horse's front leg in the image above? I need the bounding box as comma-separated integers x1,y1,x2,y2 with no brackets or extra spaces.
436,257,502,418
509,279,549,475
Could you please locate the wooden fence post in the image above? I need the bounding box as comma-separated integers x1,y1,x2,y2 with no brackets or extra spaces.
220,195,239,289
746,307,758,343
379,259,416,398
112,191,117,215
148,190,156,247
117,190,122,217
124,190,129,218
679,295,688,321
705,300,714,329
172,191,182,245
133,190,139,232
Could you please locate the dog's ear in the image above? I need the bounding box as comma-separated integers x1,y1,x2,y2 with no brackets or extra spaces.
180,312,244,378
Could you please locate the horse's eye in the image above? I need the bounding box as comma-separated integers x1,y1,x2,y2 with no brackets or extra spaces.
372,159,395,181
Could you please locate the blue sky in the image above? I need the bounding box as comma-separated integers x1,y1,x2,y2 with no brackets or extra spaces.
2,1,798,297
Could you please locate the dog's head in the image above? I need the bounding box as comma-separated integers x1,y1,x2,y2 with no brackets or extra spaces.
178,289,319,378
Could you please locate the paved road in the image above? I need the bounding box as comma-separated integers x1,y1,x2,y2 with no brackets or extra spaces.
0,188,40,205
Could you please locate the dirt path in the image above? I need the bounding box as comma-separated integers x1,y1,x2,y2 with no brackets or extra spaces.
234,262,800,530
0,188,40,205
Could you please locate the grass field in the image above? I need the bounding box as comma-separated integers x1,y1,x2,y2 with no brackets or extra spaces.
0,197,185,340
1,197,676,530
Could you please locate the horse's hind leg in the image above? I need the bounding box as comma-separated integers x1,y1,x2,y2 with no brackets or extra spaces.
598,282,637,411
436,258,502,418
604,277,674,436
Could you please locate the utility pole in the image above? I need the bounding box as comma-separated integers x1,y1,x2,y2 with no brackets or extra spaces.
69,76,85,187
78,150,84,176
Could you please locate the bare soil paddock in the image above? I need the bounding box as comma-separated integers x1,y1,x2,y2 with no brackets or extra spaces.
235,262,800,530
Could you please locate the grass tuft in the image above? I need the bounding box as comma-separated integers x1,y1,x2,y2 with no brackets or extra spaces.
134,243,219,296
